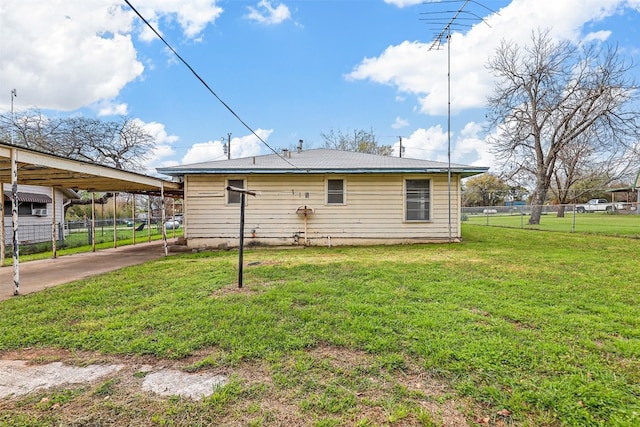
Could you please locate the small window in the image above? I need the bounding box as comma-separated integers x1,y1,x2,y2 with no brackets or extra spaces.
227,179,245,205
405,179,430,221
327,179,344,204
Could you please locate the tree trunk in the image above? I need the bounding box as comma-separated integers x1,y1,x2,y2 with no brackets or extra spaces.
556,204,566,218
528,184,548,224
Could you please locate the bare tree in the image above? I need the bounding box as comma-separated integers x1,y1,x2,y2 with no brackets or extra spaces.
321,128,393,156
0,110,155,172
486,29,640,224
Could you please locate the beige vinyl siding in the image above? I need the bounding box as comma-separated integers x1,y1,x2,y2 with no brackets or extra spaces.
184,173,461,246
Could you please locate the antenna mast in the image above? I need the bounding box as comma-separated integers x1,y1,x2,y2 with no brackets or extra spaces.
420,0,495,242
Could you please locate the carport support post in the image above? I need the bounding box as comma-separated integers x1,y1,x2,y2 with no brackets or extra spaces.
51,186,57,258
0,181,5,267
132,194,136,246
226,186,256,288
113,192,117,248
11,148,19,295
146,196,151,243
91,193,96,253
161,183,167,256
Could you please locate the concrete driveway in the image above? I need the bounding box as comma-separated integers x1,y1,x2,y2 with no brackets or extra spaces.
0,240,176,302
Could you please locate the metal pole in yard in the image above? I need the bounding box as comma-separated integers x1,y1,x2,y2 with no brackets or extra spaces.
238,192,246,288
226,186,256,288
572,204,576,233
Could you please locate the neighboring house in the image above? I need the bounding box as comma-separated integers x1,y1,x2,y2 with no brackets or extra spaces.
157,148,488,248
2,184,79,244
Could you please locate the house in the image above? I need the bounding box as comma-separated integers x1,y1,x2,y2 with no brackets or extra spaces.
157,148,488,248
2,184,79,244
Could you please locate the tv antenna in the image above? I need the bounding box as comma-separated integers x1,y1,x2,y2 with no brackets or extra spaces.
420,0,497,242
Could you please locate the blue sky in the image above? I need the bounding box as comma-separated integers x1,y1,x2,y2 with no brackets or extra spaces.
1,0,639,176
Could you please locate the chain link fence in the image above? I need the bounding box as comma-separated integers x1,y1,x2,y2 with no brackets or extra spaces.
3,217,181,255
463,203,640,238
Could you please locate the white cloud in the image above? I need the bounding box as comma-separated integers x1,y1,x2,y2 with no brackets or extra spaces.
231,129,273,158
391,116,409,129
181,129,272,165
0,0,142,111
182,140,226,165
0,0,222,112
136,119,180,174
139,119,179,145
392,126,448,161
132,0,223,40
96,100,129,116
245,0,291,25
348,0,631,116
383,0,422,7
453,122,495,168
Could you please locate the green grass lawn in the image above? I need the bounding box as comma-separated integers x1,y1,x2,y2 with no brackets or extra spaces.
0,225,638,426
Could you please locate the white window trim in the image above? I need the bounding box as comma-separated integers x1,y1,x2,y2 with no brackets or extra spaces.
404,178,432,222
226,178,246,206
325,177,347,205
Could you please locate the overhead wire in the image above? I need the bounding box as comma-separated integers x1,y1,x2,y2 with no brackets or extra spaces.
122,0,300,170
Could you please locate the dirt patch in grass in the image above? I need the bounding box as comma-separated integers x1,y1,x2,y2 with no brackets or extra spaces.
0,346,473,426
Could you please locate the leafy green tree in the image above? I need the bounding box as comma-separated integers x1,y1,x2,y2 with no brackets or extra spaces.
463,173,510,207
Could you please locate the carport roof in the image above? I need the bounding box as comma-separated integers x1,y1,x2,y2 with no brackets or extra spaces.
0,143,182,196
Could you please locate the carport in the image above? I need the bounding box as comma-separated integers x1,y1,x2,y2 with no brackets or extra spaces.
0,142,182,295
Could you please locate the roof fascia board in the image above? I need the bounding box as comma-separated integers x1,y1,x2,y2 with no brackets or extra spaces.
160,167,489,175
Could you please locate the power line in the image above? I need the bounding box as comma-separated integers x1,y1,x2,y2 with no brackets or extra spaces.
122,0,300,170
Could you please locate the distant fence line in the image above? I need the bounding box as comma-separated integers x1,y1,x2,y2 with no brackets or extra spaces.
3,217,172,247
463,204,640,238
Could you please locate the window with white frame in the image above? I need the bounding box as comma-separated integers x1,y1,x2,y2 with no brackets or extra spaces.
405,179,430,221
327,178,345,204
227,179,245,205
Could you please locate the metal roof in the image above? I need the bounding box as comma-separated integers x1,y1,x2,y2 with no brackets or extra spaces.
157,148,489,177
0,143,182,196
3,191,52,204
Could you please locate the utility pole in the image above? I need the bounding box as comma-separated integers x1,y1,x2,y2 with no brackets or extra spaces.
398,136,404,158
226,133,231,160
